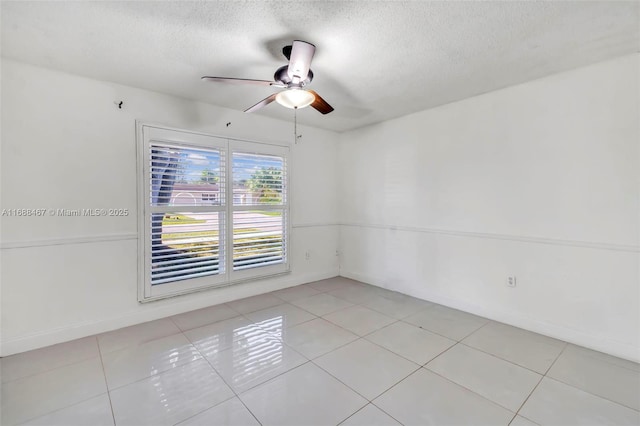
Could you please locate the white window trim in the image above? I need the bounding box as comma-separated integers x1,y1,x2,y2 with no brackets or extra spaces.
136,123,291,302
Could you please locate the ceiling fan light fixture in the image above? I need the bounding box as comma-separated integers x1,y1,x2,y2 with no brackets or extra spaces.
275,89,315,109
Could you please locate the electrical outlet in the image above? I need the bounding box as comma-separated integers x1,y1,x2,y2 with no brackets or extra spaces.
305,251,311,261
507,276,517,287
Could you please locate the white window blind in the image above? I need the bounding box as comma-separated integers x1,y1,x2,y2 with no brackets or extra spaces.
232,152,287,272
149,144,225,285
138,125,289,301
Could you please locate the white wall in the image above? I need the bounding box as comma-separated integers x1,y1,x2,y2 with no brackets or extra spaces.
338,54,640,362
0,59,340,356
3,55,639,362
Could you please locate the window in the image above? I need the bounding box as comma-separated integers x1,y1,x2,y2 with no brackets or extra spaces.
138,125,289,301
201,193,218,204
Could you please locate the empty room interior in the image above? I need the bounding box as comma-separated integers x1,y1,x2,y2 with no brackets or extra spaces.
1,1,639,425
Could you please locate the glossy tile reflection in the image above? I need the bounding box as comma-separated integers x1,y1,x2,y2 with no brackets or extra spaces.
207,335,307,392
2,279,638,426
245,304,316,336
184,316,270,358
102,333,201,390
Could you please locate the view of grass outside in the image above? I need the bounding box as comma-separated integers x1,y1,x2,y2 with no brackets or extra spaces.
160,212,283,262
162,214,206,225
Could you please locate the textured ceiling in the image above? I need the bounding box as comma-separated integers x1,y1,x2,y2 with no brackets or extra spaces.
2,1,638,132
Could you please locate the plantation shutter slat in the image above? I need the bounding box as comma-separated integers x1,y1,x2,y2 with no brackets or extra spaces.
149,143,225,285
231,152,287,271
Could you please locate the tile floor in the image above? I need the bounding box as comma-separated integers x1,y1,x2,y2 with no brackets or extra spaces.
1,277,639,426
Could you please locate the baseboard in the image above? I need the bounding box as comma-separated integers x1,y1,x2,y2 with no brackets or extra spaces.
0,270,338,357
340,270,640,363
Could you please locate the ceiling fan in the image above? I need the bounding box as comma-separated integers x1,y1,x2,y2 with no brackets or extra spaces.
202,40,334,115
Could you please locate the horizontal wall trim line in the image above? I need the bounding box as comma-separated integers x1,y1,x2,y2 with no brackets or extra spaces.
0,223,340,249
4,222,633,252
292,222,340,228
1,233,138,249
340,222,639,253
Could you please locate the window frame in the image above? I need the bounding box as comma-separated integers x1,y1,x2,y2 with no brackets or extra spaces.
137,123,290,302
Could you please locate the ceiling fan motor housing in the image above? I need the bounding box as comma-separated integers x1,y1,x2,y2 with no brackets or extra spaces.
274,65,313,87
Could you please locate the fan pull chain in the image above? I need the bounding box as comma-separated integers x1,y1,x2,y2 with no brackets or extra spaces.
294,107,301,144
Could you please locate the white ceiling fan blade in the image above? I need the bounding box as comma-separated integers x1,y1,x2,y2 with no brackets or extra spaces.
287,40,315,83
201,76,273,86
244,93,278,113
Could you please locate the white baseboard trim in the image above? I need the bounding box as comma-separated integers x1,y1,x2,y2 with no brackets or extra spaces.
340,270,640,363
0,270,338,357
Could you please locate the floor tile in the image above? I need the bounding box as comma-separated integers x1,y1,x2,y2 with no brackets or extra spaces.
365,321,456,365
519,377,640,426
240,363,367,426
376,290,427,304
341,404,400,425
20,394,114,426
426,344,541,411
227,293,284,314
280,318,359,359
374,368,514,426
564,343,640,371
272,284,321,301
361,294,432,319
509,415,539,426
291,293,354,316
547,344,640,410
1,336,99,383
560,344,640,372
329,286,385,305
323,305,396,336
184,316,269,358
315,339,419,400
245,303,316,336
170,304,238,331
206,335,308,393
1,357,107,425
102,333,201,390
462,321,565,374
404,304,488,341
366,286,404,299
307,277,359,293
110,358,234,426
176,397,259,426
5,279,638,426
97,318,180,354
